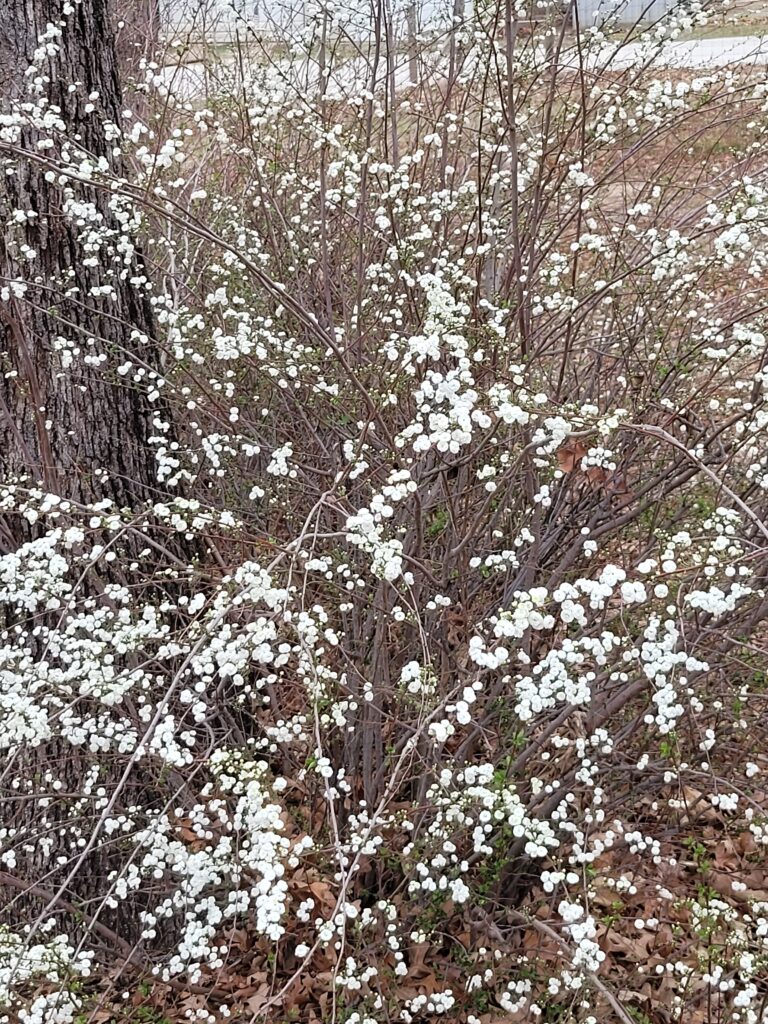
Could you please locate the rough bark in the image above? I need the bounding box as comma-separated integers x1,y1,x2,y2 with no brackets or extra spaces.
0,0,175,952
0,0,165,510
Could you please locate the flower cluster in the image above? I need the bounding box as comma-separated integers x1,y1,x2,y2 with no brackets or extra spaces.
2,0,768,1020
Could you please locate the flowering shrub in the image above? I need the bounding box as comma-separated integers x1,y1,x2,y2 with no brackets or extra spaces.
1,0,768,1021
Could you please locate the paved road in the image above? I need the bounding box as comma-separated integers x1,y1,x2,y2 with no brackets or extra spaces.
158,34,768,99
593,33,768,68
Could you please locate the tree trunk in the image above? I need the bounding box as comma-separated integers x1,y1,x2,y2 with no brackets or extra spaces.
114,0,162,88
0,0,165,508
406,3,418,86
0,0,175,951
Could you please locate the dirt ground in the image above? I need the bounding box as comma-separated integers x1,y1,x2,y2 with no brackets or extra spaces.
716,0,768,25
